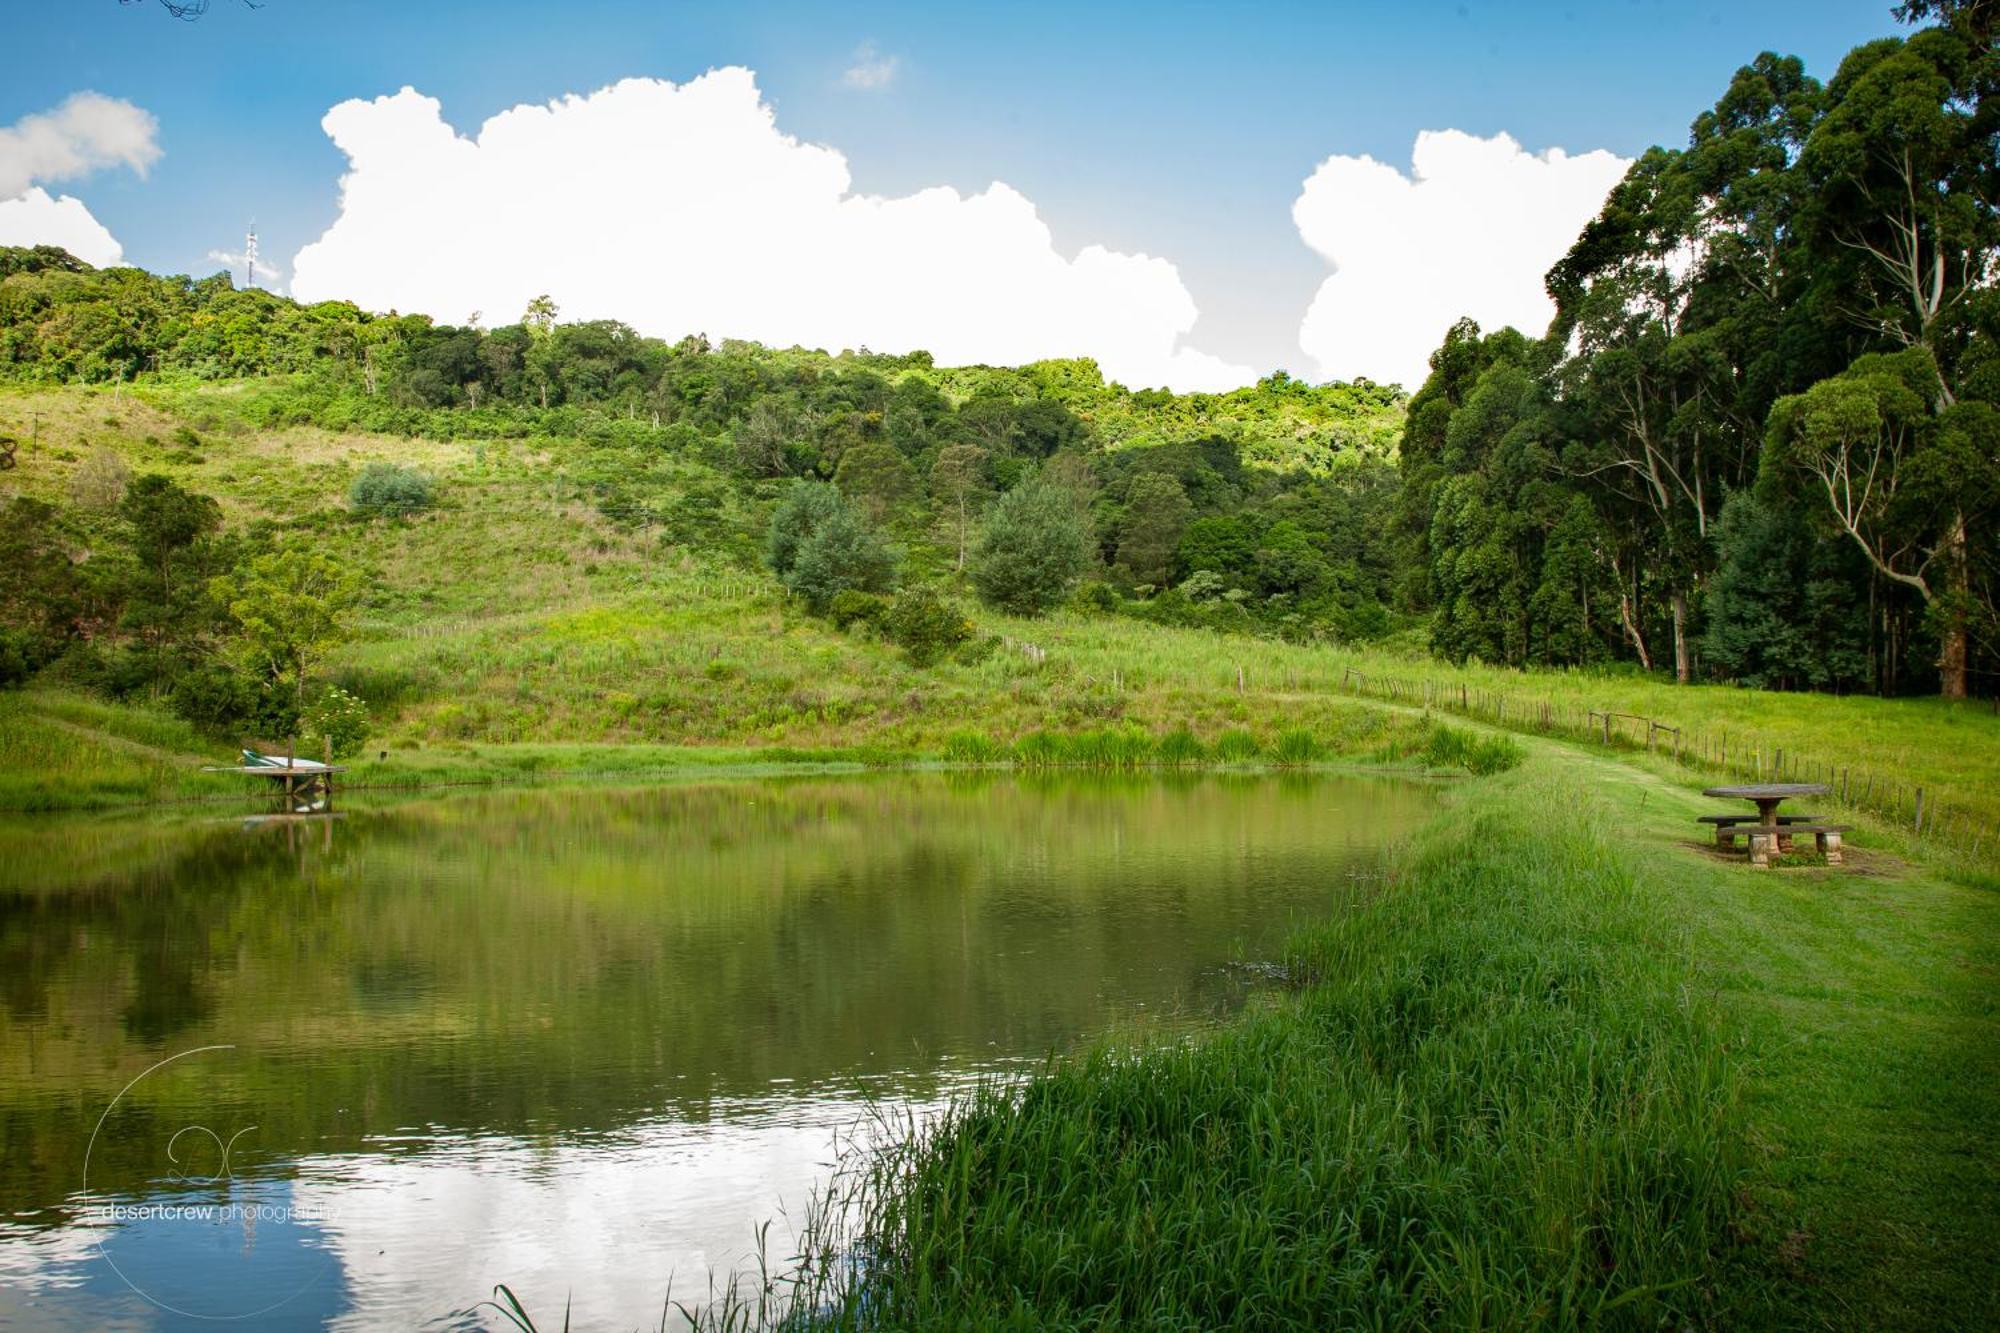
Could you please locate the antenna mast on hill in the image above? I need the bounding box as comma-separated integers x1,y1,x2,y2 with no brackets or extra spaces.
243,225,259,289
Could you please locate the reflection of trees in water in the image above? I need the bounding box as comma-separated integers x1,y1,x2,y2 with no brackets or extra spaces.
0,819,355,1030
0,774,1431,1215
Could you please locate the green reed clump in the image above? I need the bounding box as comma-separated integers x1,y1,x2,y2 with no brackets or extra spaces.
788,762,1740,1330
1421,722,1524,776
1211,728,1263,762
1154,726,1206,766
941,731,1005,763
1271,726,1323,766
1010,730,1065,768
1010,728,1158,769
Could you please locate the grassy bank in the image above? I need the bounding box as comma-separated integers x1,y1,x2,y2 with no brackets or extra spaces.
670,747,1994,1330
3,385,1997,832
0,684,1480,812
768,753,1737,1328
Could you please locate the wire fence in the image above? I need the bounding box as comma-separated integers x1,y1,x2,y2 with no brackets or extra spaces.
1332,666,1992,865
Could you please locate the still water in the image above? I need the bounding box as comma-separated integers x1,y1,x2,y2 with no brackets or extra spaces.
0,772,1431,1329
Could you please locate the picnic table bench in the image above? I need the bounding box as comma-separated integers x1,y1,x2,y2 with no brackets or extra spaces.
1700,783,1848,868
1715,823,1850,866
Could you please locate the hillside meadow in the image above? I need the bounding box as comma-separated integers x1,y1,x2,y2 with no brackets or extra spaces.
3,381,1995,870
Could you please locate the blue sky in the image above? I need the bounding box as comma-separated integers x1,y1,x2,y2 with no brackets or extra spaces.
6,0,1906,381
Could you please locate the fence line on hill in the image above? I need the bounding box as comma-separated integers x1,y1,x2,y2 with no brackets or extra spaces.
1326,666,1986,864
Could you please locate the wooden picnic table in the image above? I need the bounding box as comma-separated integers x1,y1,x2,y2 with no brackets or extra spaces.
1702,783,1829,826
1702,783,1847,866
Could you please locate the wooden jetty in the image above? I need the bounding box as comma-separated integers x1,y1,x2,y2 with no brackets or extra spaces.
205,740,345,813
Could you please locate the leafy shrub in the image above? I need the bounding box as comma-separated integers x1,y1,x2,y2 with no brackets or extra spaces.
1178,570,1227,602
1070,580,1121,613
0,629,34,689
1421,723,1523,776
349,463,437,517
169,662,296,736
302,683,371,758
828,589,892,631
957,633,1001,666
885,587,975,667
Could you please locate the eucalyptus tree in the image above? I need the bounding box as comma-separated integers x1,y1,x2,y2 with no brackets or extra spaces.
1546,55,1825,681
1767,349,1999,697
1796,26,2000,394
927,444,992,571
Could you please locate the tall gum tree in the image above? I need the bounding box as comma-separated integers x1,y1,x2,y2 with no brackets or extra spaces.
1547,55,1827,681
1766,349,1998,697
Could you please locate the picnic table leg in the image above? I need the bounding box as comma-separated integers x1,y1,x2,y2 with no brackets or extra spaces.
1749,829,1777,868
1756,799,1796,851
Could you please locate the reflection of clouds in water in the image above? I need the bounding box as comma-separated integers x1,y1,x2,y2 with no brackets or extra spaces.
312,1088,984,1320
0,1177,349,1326
305,1087,980,1330
0,1078,1001,1331
0,1209,114,1289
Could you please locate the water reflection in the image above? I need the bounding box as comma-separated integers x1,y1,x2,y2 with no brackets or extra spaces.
0,772,1430,1329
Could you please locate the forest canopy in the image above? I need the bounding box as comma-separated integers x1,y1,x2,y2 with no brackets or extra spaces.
1,3,1994,701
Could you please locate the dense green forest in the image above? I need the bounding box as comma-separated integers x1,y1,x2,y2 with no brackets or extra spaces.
0,5,1994,738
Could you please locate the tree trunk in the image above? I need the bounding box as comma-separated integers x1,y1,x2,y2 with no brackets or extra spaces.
1671,591,1691,685
1618,594,1653,672
1939,510,1969,700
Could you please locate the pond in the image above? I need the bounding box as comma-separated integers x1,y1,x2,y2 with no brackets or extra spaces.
0,771,1433,1330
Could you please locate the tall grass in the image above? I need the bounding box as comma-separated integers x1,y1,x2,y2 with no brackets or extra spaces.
1419,721,1524,776
761,761,1738,1328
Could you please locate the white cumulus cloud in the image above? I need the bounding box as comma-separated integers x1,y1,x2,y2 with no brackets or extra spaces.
841,42,900,91
0,92,159,266
1293,129,1630,391
0,92,160,198
289,70,1251,392
0,186,126,265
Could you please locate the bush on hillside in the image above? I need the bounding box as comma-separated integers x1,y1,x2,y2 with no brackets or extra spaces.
0,629,34,690
303,683,371,759
349,463,436,517
885,587,976,667
829,589,892,631
971,481,1089,616
767,481,896,612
